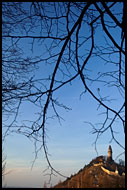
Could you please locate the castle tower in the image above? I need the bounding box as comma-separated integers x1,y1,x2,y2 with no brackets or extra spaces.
107,145,112,161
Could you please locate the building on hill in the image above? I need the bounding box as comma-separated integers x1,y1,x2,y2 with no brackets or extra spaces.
53,145,125,188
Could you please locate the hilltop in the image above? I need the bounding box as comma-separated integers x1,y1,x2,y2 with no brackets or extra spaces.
53,146,125,188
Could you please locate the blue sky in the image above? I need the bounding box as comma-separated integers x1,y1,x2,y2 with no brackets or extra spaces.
2,2,125,188
3,76,125,187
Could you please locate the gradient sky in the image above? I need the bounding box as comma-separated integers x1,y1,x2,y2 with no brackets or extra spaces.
2,2,125,188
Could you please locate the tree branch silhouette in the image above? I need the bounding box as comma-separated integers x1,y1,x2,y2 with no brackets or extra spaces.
2,2,125,181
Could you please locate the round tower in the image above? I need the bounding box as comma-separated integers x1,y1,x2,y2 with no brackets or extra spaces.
107,145,112,161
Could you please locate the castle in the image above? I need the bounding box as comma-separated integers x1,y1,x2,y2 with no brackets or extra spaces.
54,145,125,188
93,145,125,176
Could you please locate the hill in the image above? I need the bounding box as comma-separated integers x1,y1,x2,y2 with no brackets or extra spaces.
53,146,125,188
